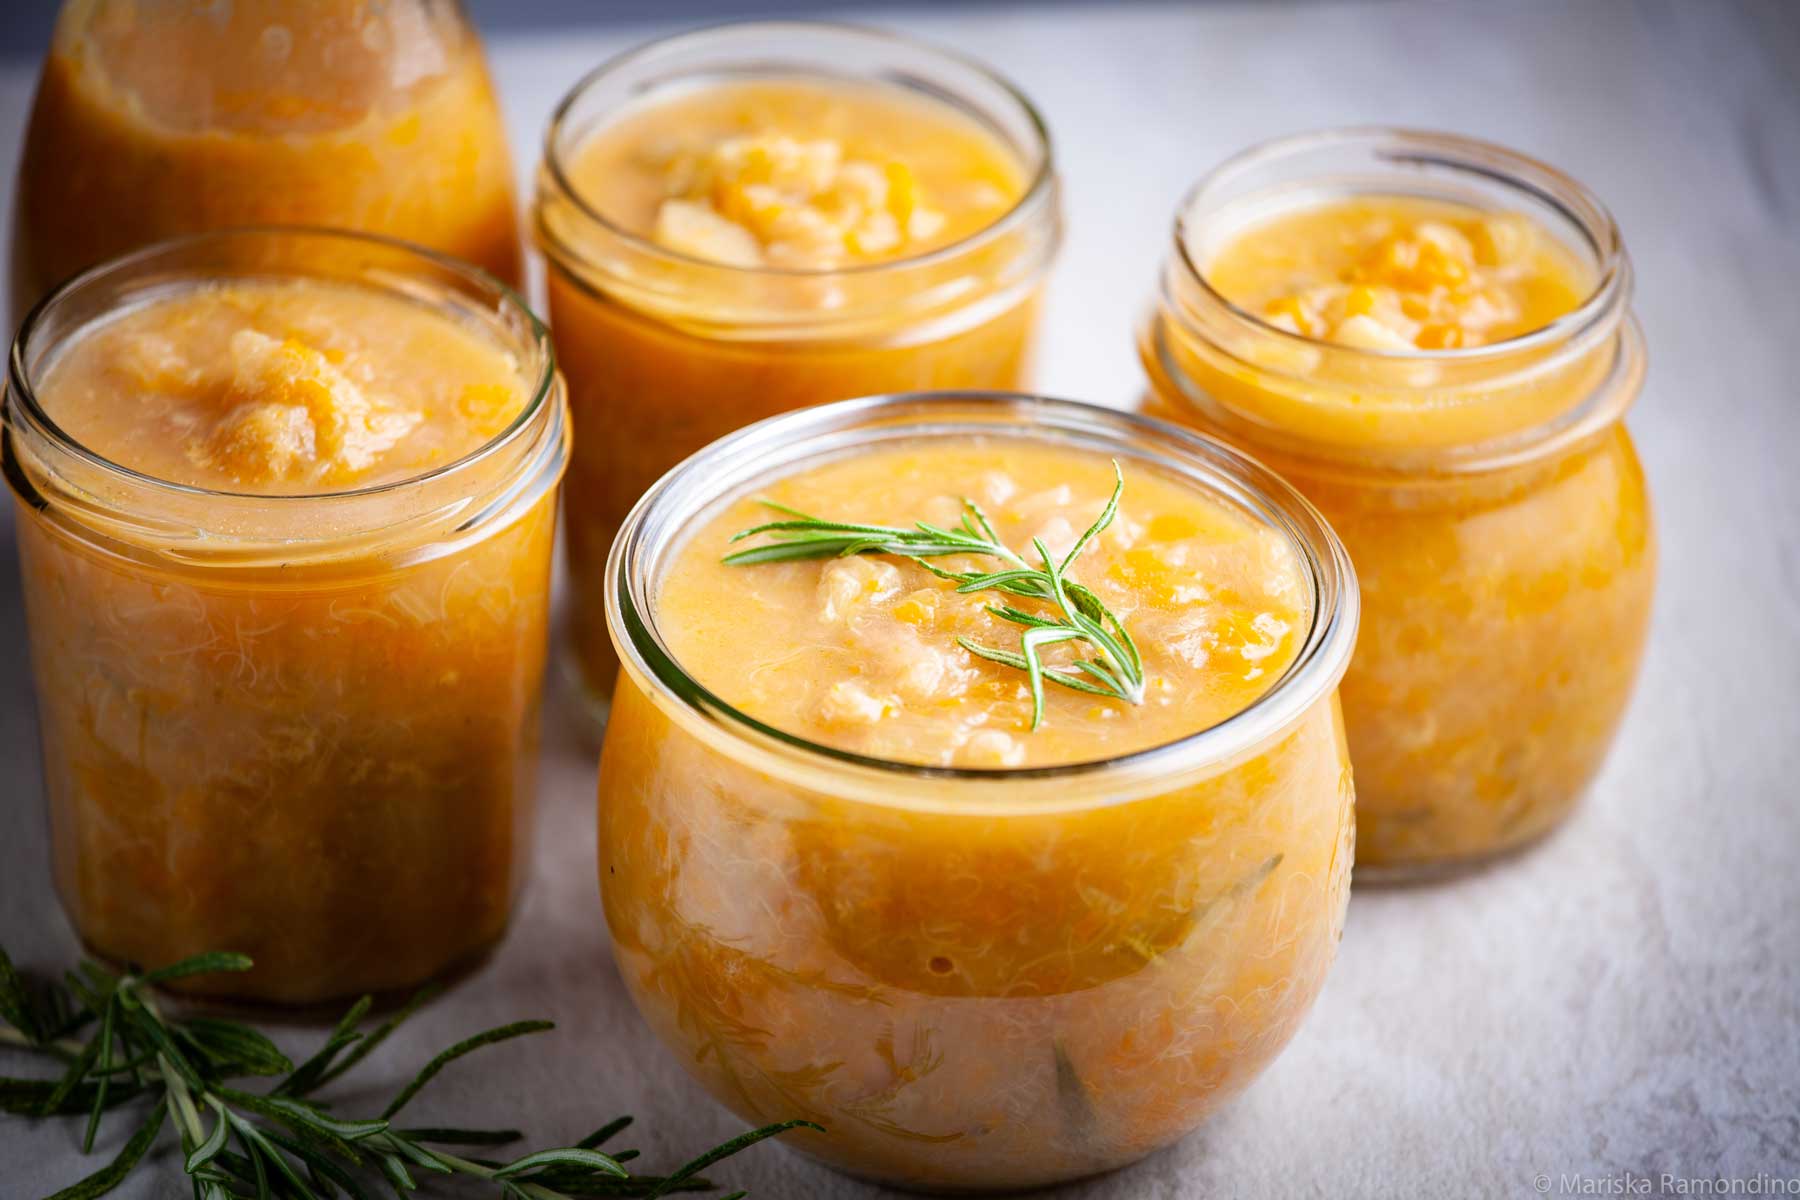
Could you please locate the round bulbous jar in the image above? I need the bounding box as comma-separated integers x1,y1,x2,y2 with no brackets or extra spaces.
1140,129,1656,876
4,229,569,1004
534,23,1062,713
598,393,1357,1190
11,0,521,320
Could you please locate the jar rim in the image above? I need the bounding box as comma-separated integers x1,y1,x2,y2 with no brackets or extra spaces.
606,392,1359,807
1171,126,1630,365
5,224,559,507
538,19,1057,282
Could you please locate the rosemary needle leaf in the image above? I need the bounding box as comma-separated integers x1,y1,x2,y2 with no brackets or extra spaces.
227,1114,273,1200
61,970,106,1019
384,1134,453,1175
312,984,441,1092
1061,462,1124,573
184,1101,231,1173
1073,658,1129,695
643,1120,822,1199
263,1128,375,1200
228,1108,318,1199
177,1017,295,1077
376,1152,415,1193
952,567,1044,593
79,999,114,1152
216,1085,388,1148
380,1019,554,1120
955,640,1119,701
290,1100,392,1142
46,1099,166,1200
276,994,372,1097
137,953,254,986
3,1077,142,1118
39,1030,102,1118
577,1115,634,1148
492,1146,629,1179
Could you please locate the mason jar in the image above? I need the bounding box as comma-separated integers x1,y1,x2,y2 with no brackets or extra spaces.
534,23,1062,712
4,228,568,1003
1140,129,1655,875
598,393,1356,1189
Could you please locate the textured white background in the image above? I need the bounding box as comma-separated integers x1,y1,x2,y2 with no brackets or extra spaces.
2,2,1797,1196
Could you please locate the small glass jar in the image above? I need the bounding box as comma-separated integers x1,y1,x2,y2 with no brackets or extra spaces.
4,229,569,1004
599,394,1357,1190
11,0,521,320
534,23,1062,711
1140,129,1656,876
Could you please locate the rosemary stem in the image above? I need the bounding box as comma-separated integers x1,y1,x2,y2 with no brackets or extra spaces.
159,1055,207,1146
5,944,799,1198
132,988,207,1147
0,1025,87,1059
416,1143,572,1200
1112,655,1147,704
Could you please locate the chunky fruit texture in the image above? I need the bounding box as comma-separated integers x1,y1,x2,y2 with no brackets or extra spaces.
656,443,1311,768
22,497,555,1004
575,79,1018,271
1207,197,1589,352
653,135,950,269
39,281,528,494
600,671,1352,1189
1294,428,1651,867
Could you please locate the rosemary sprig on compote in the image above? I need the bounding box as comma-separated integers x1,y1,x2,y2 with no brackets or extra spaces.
724,461,1144,729
0,945,813,1200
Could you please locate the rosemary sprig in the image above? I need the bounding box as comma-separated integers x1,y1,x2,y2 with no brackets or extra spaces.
0,945,815,1200
724,461,1145,729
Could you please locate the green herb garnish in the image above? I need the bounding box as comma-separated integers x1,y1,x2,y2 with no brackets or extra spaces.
0,945,815,1199
725,461,1145,730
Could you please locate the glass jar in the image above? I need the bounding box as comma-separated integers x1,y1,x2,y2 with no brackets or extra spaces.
11,0,521,320
599,394,1357,1190
4,229,569,1004
534,23,1061,711
1140,129,1655,876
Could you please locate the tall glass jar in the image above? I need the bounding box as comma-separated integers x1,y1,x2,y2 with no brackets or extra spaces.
599,394,1358,1190
1140,129,1655,876
4,229,568,1004
10,0,521,319
534,23,1061,712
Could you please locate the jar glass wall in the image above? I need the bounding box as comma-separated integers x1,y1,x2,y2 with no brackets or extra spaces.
1140,129,1656,875
599,394,1357,1190
534,23,1061,710
4,229,569,1004
11,0,521,320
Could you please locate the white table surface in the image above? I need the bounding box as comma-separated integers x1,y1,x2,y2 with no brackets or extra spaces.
2,2,1797,1196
